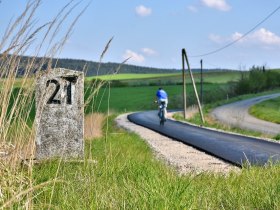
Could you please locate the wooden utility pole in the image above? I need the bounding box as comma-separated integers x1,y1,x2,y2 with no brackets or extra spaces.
182,49,205,124
200,59,203,105
182,49,187,119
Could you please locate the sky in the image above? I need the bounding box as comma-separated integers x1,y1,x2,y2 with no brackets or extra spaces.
1,0,280,70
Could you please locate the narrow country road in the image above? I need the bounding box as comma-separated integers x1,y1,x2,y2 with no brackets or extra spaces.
211,93,280,135
127,94,280,167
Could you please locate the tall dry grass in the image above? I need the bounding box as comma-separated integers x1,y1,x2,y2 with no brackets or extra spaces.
0,0,92,208
0,0,124,207
84,113,105,140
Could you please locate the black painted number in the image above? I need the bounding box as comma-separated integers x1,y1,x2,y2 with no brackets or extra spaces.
46,79,61,104
46,77,77,105
63,76,77,105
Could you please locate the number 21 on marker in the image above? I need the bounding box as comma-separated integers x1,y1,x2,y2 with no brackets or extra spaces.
46,78,74,105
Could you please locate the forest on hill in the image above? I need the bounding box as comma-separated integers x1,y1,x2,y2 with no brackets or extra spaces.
56,58,179,75
10,55,229,76
14,55,179,76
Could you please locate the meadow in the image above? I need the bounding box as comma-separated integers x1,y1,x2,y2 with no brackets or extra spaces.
249,97,280,124
86,71,242,86
85,82,231,113
85,70,240,113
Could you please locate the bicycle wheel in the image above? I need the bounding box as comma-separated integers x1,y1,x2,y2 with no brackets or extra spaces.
160,109,165,125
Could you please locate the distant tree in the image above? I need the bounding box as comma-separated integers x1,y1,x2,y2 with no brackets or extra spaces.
233,65,280,95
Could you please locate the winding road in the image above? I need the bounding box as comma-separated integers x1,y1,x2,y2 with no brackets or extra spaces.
211,93,280,135
127,94,280,167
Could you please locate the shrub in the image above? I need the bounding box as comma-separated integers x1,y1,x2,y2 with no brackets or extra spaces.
274,134,280,141
233,66,280,95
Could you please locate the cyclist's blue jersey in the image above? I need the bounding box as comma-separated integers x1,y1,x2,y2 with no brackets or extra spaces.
156,89,168,100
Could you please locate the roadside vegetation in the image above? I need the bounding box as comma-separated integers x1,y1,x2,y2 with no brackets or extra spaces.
249,97,280,124
249,96,280,139
1,1,280,209
234,66,280,95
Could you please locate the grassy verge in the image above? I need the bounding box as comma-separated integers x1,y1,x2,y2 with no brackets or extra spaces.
249,96,280,124
28,116,280,209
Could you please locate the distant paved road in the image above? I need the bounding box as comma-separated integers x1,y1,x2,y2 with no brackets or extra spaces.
211,93,280,135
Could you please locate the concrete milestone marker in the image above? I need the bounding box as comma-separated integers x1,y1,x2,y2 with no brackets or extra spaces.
35,68,84,160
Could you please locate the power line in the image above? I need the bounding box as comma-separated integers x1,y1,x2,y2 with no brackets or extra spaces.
190,4,280,57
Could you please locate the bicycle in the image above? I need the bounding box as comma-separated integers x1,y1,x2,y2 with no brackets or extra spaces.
155,100,167,126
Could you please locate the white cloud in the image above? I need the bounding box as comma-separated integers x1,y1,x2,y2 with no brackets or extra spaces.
201,0,231,11
231,32,243,41
123,50,145,63
209,28,280,47
135,5,152,17
251,28,280,45
187,5,198,13
141,48,157,56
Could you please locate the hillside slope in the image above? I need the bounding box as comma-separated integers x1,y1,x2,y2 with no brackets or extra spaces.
15,55,179,76
11,55,230,76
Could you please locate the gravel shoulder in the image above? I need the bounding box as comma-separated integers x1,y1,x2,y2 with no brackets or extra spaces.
116,113,239,175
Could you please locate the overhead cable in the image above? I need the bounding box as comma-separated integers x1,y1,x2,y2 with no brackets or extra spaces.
190,4,280,57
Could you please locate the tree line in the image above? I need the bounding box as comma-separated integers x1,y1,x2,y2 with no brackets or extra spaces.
234,66,280,95
2,54,231,77
12,55,179,76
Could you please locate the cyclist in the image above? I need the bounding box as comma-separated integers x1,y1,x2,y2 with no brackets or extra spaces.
155,87,168,119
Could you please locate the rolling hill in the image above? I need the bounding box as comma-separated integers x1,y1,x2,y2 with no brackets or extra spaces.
9,55,232,76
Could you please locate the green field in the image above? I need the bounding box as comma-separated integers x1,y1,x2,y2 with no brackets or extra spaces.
5,81,232,124
84,71,240,114
85,83,231,113
87,71,243,85
249,97,280,124
86,73,181,81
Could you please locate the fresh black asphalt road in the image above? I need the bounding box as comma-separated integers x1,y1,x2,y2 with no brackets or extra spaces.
128,111,280,167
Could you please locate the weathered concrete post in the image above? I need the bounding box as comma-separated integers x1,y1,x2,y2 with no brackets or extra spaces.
35,68,84,160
